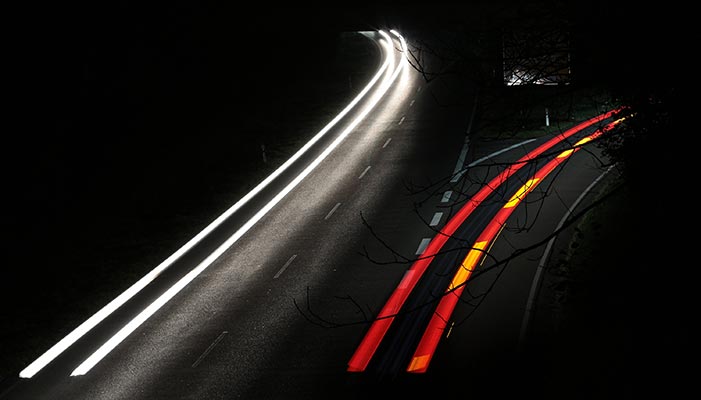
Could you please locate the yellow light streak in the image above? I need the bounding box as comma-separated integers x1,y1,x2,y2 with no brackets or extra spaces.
503,178,540,208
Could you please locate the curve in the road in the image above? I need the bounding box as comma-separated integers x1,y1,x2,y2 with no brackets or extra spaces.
19,30,408,380
347,108,624,373
407,119,626,373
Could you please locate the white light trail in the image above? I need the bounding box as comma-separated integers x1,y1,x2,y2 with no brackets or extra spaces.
70,30,407,377
20,31,398,380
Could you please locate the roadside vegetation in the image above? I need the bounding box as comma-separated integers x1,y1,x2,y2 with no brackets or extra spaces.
523,88,680,398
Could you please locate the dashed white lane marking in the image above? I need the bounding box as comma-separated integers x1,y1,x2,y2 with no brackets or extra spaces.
441,191,453,203
324,202,342,220
398,116,406,125
417,86,422,93
274,254,297,279
409,99,415,107
192,331,228,368
429,212,444,227
416,238,431,255
382,138,392,148
358,166,372,180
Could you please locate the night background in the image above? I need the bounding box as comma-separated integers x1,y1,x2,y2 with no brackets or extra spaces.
6,3,367,323
2,1,683,399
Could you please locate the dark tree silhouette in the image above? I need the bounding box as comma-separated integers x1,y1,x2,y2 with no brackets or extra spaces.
294,5,678,394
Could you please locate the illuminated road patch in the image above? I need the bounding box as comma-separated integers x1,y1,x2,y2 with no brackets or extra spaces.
19,30,408,380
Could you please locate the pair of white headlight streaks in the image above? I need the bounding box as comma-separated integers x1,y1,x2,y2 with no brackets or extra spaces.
21,29,408,379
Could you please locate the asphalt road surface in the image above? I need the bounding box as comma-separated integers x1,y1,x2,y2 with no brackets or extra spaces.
1,30,621,400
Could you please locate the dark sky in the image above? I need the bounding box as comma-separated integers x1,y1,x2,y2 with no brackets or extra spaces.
9,1,675,141
4,4,334,273
3,3,375,347
6,0,675,210
4,0,675,279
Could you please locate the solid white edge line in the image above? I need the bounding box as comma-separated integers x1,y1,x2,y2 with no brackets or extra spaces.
467,138,537,168
518,165,614,345
448,138,536,186
450,136,471,182
69,30,408,377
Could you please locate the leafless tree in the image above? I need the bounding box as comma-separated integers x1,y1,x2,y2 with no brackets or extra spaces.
294,2,630,329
